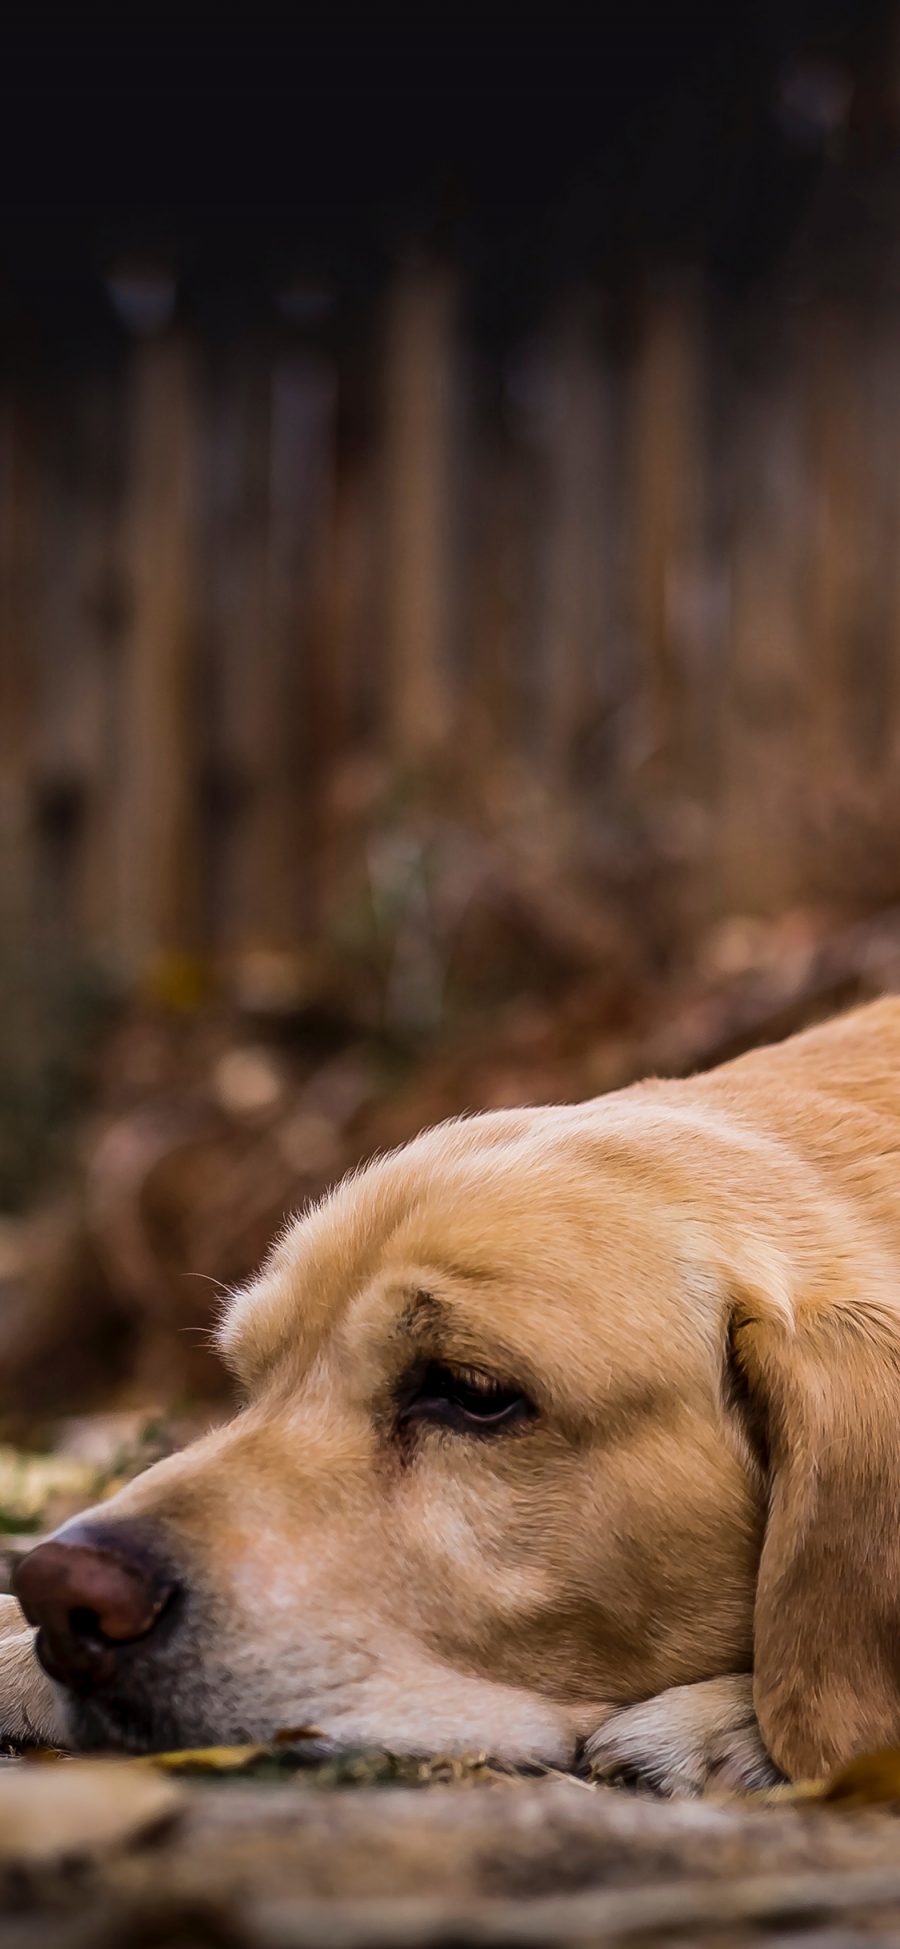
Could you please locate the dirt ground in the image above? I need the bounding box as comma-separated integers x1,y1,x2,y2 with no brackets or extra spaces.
8,1761,900,1948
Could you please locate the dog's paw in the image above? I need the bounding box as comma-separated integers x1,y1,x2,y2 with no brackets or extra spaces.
0,1597,66,1749
583,1675,780,1798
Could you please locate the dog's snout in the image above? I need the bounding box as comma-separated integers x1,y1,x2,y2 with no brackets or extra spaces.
13,1524,179,1692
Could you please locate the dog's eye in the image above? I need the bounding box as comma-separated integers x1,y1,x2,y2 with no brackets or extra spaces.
396,1361,534,1436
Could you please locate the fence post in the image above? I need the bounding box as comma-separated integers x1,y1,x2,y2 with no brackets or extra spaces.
537,311,611,788
113,331,199,980
381,265,456,766
0,395,38,957
629,290,701,787
716,360,809,915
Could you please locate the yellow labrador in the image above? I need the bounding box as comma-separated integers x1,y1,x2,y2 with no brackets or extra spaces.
6,998,900,1791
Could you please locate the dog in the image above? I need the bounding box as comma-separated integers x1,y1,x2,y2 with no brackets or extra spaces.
5,997,900,1792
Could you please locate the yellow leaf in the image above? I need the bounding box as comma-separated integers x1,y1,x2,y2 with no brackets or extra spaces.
141,1728,327,1772
821,1749,900,1808
142,1744,270,1773
774,1747,900,1809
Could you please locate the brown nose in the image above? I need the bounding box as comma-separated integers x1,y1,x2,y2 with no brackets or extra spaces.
14,1524,178,1692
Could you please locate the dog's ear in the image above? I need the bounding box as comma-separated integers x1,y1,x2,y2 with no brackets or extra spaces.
727,1287,900,1781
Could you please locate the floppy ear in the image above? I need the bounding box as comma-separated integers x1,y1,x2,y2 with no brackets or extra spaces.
728,1289,900,1781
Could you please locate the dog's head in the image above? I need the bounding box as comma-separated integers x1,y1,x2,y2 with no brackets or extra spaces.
17,1077,900,1776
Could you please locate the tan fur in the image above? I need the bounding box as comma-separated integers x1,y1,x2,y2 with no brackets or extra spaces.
0,1602,62,1746
8,998,900,1784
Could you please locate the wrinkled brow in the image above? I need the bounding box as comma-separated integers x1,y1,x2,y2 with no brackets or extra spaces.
396,1290,448,1341
391,1288,541,1394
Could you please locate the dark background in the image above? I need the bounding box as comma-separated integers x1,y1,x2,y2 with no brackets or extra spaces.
5,3,900,1423
3,4,893,323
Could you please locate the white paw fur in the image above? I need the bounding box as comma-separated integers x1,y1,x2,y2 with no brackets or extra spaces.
583,1675,780,1797
0,1596,66,1748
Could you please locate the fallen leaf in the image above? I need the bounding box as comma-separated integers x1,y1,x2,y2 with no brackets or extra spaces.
0,1761,181,1863
820,1749,900,1808
772,1748,900,1809
137,1740,510,1789
143,1744,270,1774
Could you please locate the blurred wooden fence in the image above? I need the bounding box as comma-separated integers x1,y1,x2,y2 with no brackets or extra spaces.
4,267,900,990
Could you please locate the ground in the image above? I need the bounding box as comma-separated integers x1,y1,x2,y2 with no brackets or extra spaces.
8,1758,900,1947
